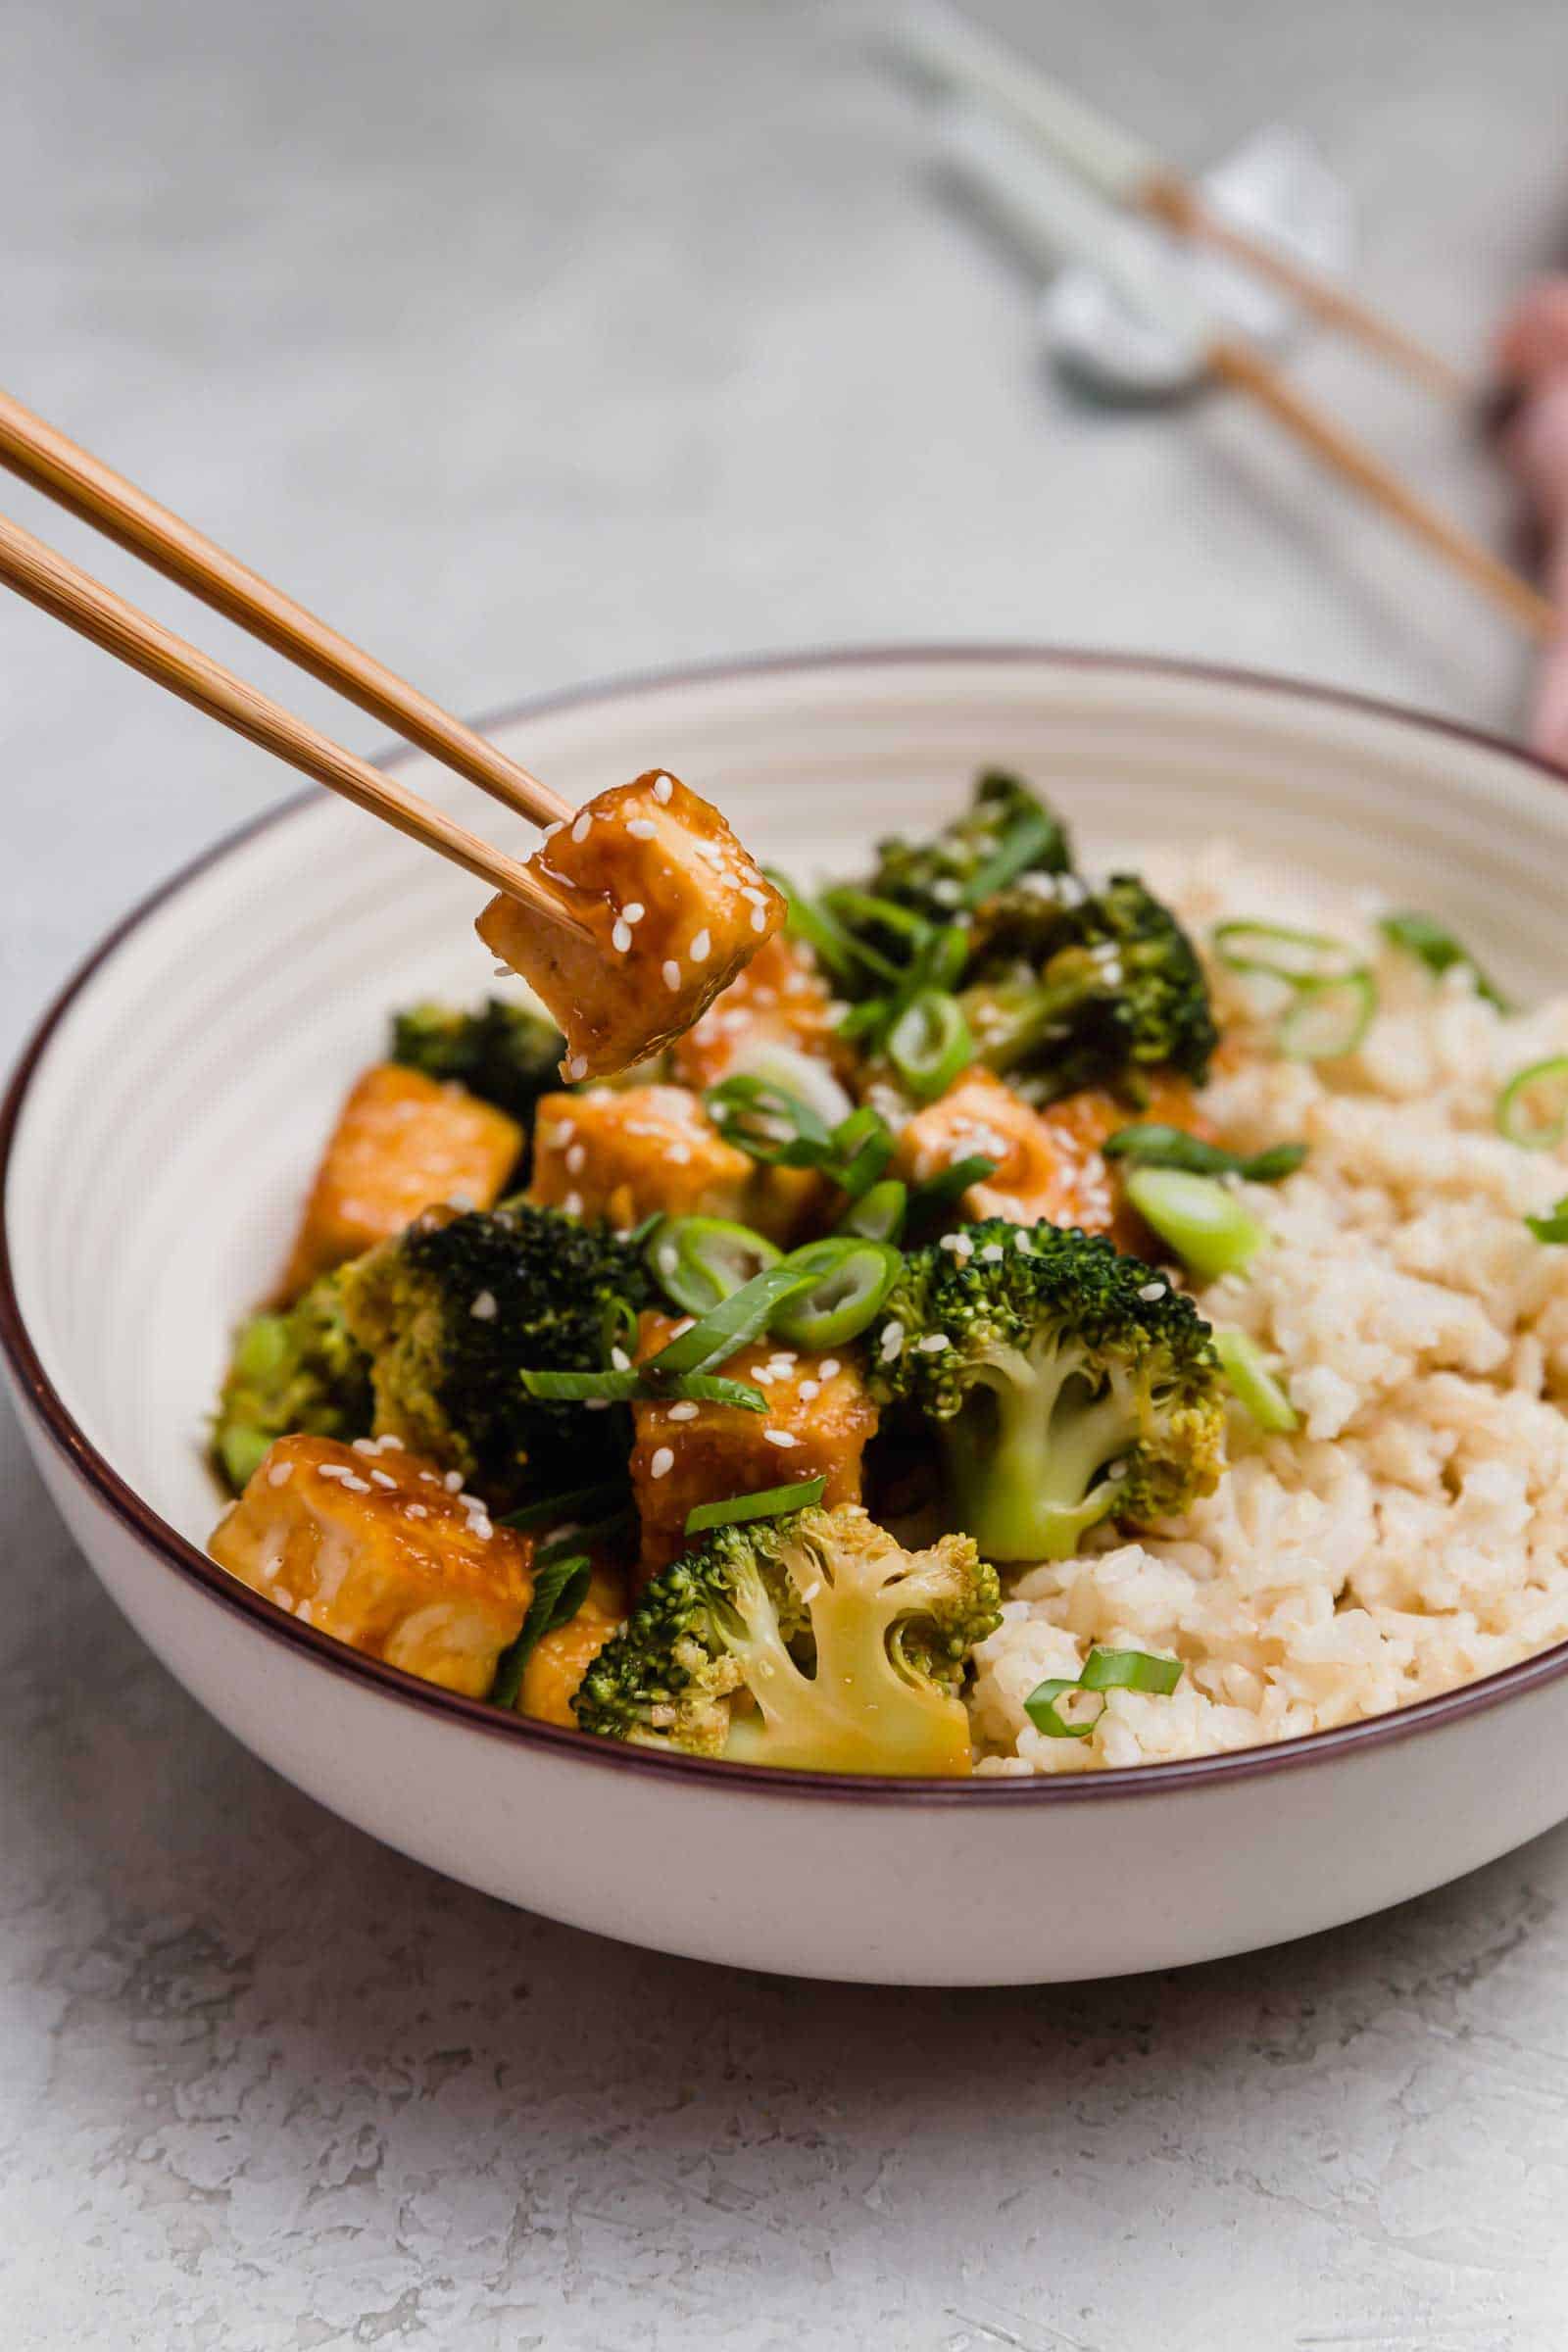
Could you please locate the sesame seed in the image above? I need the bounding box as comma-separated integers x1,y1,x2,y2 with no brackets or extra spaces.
797,1379,820,1401
980,1244,1005,1262
740,884,767,906
696,841,725,865
318,1463,355,1484
612,920,632,955
662,960,682,991
611,1345,632,1372
879,1320,905,1361
751,906,767,932
564,1190,583,1217
469,1289,498,1321
650,1446,675,1480
566,1054,588,1081
570,812,592,844
817,1358,841,1380
583,1397,612,1411
468,1513,495,1541
918,1333,951,1352
627,818,657,841
444,1471,465,1493
667,1142,691,1164
1014,1231,1034,1254
1138,1281,1166,1301
369,1468,398,1490
763,1428,799,1447
690,928,711,963
1106,1460,1128,1481
653,775,673,803
666,1400,700,1422
405,1502,428,1519
353,1438,377,1454
267,1460,293,1487
566,1143,586,1174
341,1475,371,1494
492,961,514,978
623,902,646,923
542,820,564,839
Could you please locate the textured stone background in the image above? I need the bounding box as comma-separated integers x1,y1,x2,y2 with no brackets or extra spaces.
5,1,1568,2342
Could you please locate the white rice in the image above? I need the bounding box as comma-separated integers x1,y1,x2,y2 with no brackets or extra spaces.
971,844,1568,1774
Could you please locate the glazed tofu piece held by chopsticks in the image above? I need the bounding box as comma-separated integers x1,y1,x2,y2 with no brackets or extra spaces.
475,768,785,1079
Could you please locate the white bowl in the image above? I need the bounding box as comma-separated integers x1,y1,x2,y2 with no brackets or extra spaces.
7,647,1568,1986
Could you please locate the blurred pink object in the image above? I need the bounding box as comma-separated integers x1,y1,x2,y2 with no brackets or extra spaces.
1496,280,1568,767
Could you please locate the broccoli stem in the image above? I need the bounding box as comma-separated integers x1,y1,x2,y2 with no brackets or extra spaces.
942,1343,1131,1561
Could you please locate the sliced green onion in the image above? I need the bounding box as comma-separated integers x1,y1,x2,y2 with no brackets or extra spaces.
764,867,900,988
906,1154,999,1223
1213,1329,1298,1433
1379,910,1509,1011
830,1105,897,1200
1124,1167,1268,1284
642,1261,813,1383
502,1479,628,1534
1496,1056,1568,1152
886,988,974,1102
768,1237,905,1349
647,1215,781,1313
684,1475,827,1536
599,1293,640,1360
1077,1646,1184,1695
668,1373,768,1412
706,1074,833,1166
1525,1193,1568,1244
621,1210,665,1249
1022,1678,1099,1740
824,887,935,952
961,806,1068,906
921,924,973,992
836,997,894,1043
1212,919,1362,983
1277,970,1377,1061
518,1367,643,1402
1103,1125,1307,1184
490,1551,593,1710
838,1177,907,1244
1024,1646,1184,1738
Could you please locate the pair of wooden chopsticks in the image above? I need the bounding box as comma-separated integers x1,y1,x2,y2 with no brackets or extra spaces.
0,390,585,933
906,6,1557,646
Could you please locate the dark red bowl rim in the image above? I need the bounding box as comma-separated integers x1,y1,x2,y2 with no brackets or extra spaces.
6,641,1568,1809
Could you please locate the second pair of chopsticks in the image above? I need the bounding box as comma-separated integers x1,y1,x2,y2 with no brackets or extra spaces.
903,0,1468,403
932,98,1557,647
0,389,586,934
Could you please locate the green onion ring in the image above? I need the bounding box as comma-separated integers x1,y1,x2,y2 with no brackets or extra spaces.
838,1177,907,1245
1496,1056,1568,1152
642,1261,815,1383
647,1215,782,1314
1212,919,1362,983
1276,970,1377,1061
768,1237,905,1350
886,988,974,1102
1123,1167,1268,1284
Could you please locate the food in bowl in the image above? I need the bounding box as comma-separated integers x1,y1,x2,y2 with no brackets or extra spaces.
206,767,1568,1779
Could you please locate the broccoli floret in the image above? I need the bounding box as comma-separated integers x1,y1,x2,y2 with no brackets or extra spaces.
338,1202,653,1507
859,771,1073,928
390,998,564,1130
960,872,1217,1103
213,1269,372,1493
574,1503,1001,1776
870,1219,1226,1563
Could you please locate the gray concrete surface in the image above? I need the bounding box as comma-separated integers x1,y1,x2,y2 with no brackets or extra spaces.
5,1,1568,2342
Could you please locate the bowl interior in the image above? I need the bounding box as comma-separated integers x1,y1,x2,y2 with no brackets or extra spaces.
9,650,1568,1568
